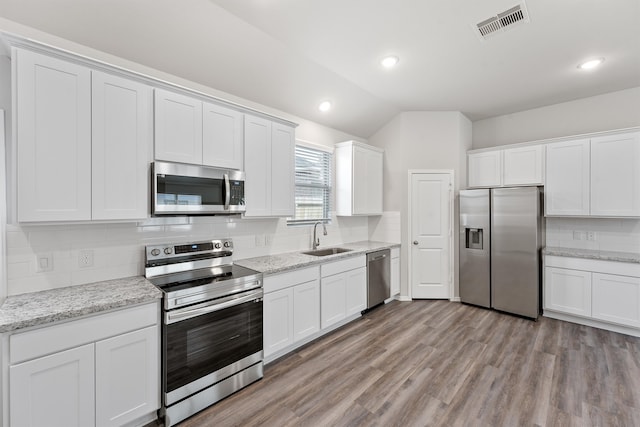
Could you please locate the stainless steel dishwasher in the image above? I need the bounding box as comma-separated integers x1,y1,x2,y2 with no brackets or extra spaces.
366,249,390,310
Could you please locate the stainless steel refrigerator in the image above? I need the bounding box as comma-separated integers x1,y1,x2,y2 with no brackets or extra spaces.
459,187,544,319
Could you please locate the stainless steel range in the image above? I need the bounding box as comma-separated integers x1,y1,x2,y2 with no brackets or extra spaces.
144,239,263,427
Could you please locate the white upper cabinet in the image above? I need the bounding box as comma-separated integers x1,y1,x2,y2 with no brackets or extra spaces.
155,90,246,170
590,132,640,217
336,140,383,216
92,71,153,220
545,132,640,217
545,139,591,216
502,145,544,186
468,145,544,188
15,48,154,222
16,48,92,222
202,101,244,170
244,114,295,217
468,151,502,188
154,89,203,165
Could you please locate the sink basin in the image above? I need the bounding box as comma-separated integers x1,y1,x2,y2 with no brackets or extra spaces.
302,247,352,257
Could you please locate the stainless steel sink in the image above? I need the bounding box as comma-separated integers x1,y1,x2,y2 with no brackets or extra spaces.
302,247,352,257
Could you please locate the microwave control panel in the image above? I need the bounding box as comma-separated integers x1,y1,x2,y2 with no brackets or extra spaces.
229,181,245,206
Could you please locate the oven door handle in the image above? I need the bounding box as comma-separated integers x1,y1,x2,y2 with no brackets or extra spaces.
166,289,263,324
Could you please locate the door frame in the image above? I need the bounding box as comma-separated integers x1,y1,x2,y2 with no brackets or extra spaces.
407,169,455,300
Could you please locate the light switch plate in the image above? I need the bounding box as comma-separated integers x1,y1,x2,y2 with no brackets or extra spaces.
35,252,53,272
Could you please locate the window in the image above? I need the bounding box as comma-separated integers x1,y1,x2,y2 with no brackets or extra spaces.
288,144,332,225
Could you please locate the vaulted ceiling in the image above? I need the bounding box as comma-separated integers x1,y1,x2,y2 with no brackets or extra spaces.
1,0,638,137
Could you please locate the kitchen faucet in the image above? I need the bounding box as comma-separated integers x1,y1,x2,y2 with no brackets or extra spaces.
312,221,327,250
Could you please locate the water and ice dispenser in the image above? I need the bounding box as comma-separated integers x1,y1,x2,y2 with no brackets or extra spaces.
465,228,484,250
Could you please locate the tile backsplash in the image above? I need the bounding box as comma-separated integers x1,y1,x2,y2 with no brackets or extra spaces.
6,214,369,296
546,217,640,253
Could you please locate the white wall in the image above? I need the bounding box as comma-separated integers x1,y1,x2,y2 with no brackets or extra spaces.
0,20,371,296
369,111,472,299
472,87,640,149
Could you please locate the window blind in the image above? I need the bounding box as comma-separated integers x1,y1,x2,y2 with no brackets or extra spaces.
288,145,332,224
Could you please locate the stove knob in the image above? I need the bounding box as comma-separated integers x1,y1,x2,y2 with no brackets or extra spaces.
214,243,222,249
150,249,160,256
164,247,173,255
223,241,231,248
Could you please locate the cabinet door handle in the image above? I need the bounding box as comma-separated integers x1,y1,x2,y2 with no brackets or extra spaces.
413,241,418,245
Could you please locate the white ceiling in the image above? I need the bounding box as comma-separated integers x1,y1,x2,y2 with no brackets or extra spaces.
0,0,639,137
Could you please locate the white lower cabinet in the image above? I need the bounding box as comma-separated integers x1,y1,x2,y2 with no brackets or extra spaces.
544,255,640,335
320,256,366,329
95,326,160,427
10,344,96,427
8,303,160,427
544,266,592,317
592,273,640,328
263,266,320,360
390,247,400,297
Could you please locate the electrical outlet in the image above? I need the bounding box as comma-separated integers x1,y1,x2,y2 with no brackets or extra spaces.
35,252,53,272
78,249,94,268
586,231,596,241
265,235,273,246
573,231,583,241
254,235,264,247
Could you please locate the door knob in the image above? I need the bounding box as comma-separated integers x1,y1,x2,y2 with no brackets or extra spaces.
413,241,418,245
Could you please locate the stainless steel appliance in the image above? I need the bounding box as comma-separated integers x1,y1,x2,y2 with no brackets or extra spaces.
366,249,390,309
152,161,245,215
144,239,263,427
459,187,544,319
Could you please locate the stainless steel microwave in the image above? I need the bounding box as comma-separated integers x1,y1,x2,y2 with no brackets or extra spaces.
152,161,245,215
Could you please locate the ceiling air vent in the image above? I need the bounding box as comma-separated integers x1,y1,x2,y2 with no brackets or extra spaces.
475,2,530,40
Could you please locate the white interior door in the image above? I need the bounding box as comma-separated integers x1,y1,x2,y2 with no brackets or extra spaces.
410,172,453,299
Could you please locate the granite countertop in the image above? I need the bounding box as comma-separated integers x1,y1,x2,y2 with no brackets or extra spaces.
235,240,401,275
0,276,162,333
543,247,640,264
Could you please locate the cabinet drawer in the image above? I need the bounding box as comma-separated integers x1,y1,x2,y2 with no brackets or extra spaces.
321,255,366,277
10,302,159,364
264,266,320,293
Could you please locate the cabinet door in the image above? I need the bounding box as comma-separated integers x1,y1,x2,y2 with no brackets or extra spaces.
503,145,544,186
345,267,367,316
244,115,272,217
202,102,244,169
154,89,203,164
544,266,592,317
545,139,590,216
92,71,153,220
16,48,91,221
321,273,346,328
590,132,640,217
10,343,95,427
366,149,384,215
468,151,502,188
352,146,369,214
263,288,294,357
95,326,160,427
391,256,400,296
293,279,320,342
270,122,295,216
592,273,640,328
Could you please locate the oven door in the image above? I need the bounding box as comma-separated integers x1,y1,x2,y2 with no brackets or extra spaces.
163,288,263,405
152,161,245,215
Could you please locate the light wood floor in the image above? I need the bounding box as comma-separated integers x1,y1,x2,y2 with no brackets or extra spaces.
178,300,640,427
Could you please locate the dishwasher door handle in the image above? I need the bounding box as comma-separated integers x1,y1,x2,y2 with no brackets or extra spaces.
369,254,387,262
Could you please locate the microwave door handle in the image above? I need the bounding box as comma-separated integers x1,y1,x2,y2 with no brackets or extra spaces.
224,173,231,210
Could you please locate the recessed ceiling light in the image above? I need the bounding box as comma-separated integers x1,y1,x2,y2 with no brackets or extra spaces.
578,58,605,70
381,56,399,68
318,101,332,112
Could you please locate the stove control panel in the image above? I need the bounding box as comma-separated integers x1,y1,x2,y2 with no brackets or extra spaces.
145,239,234,262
